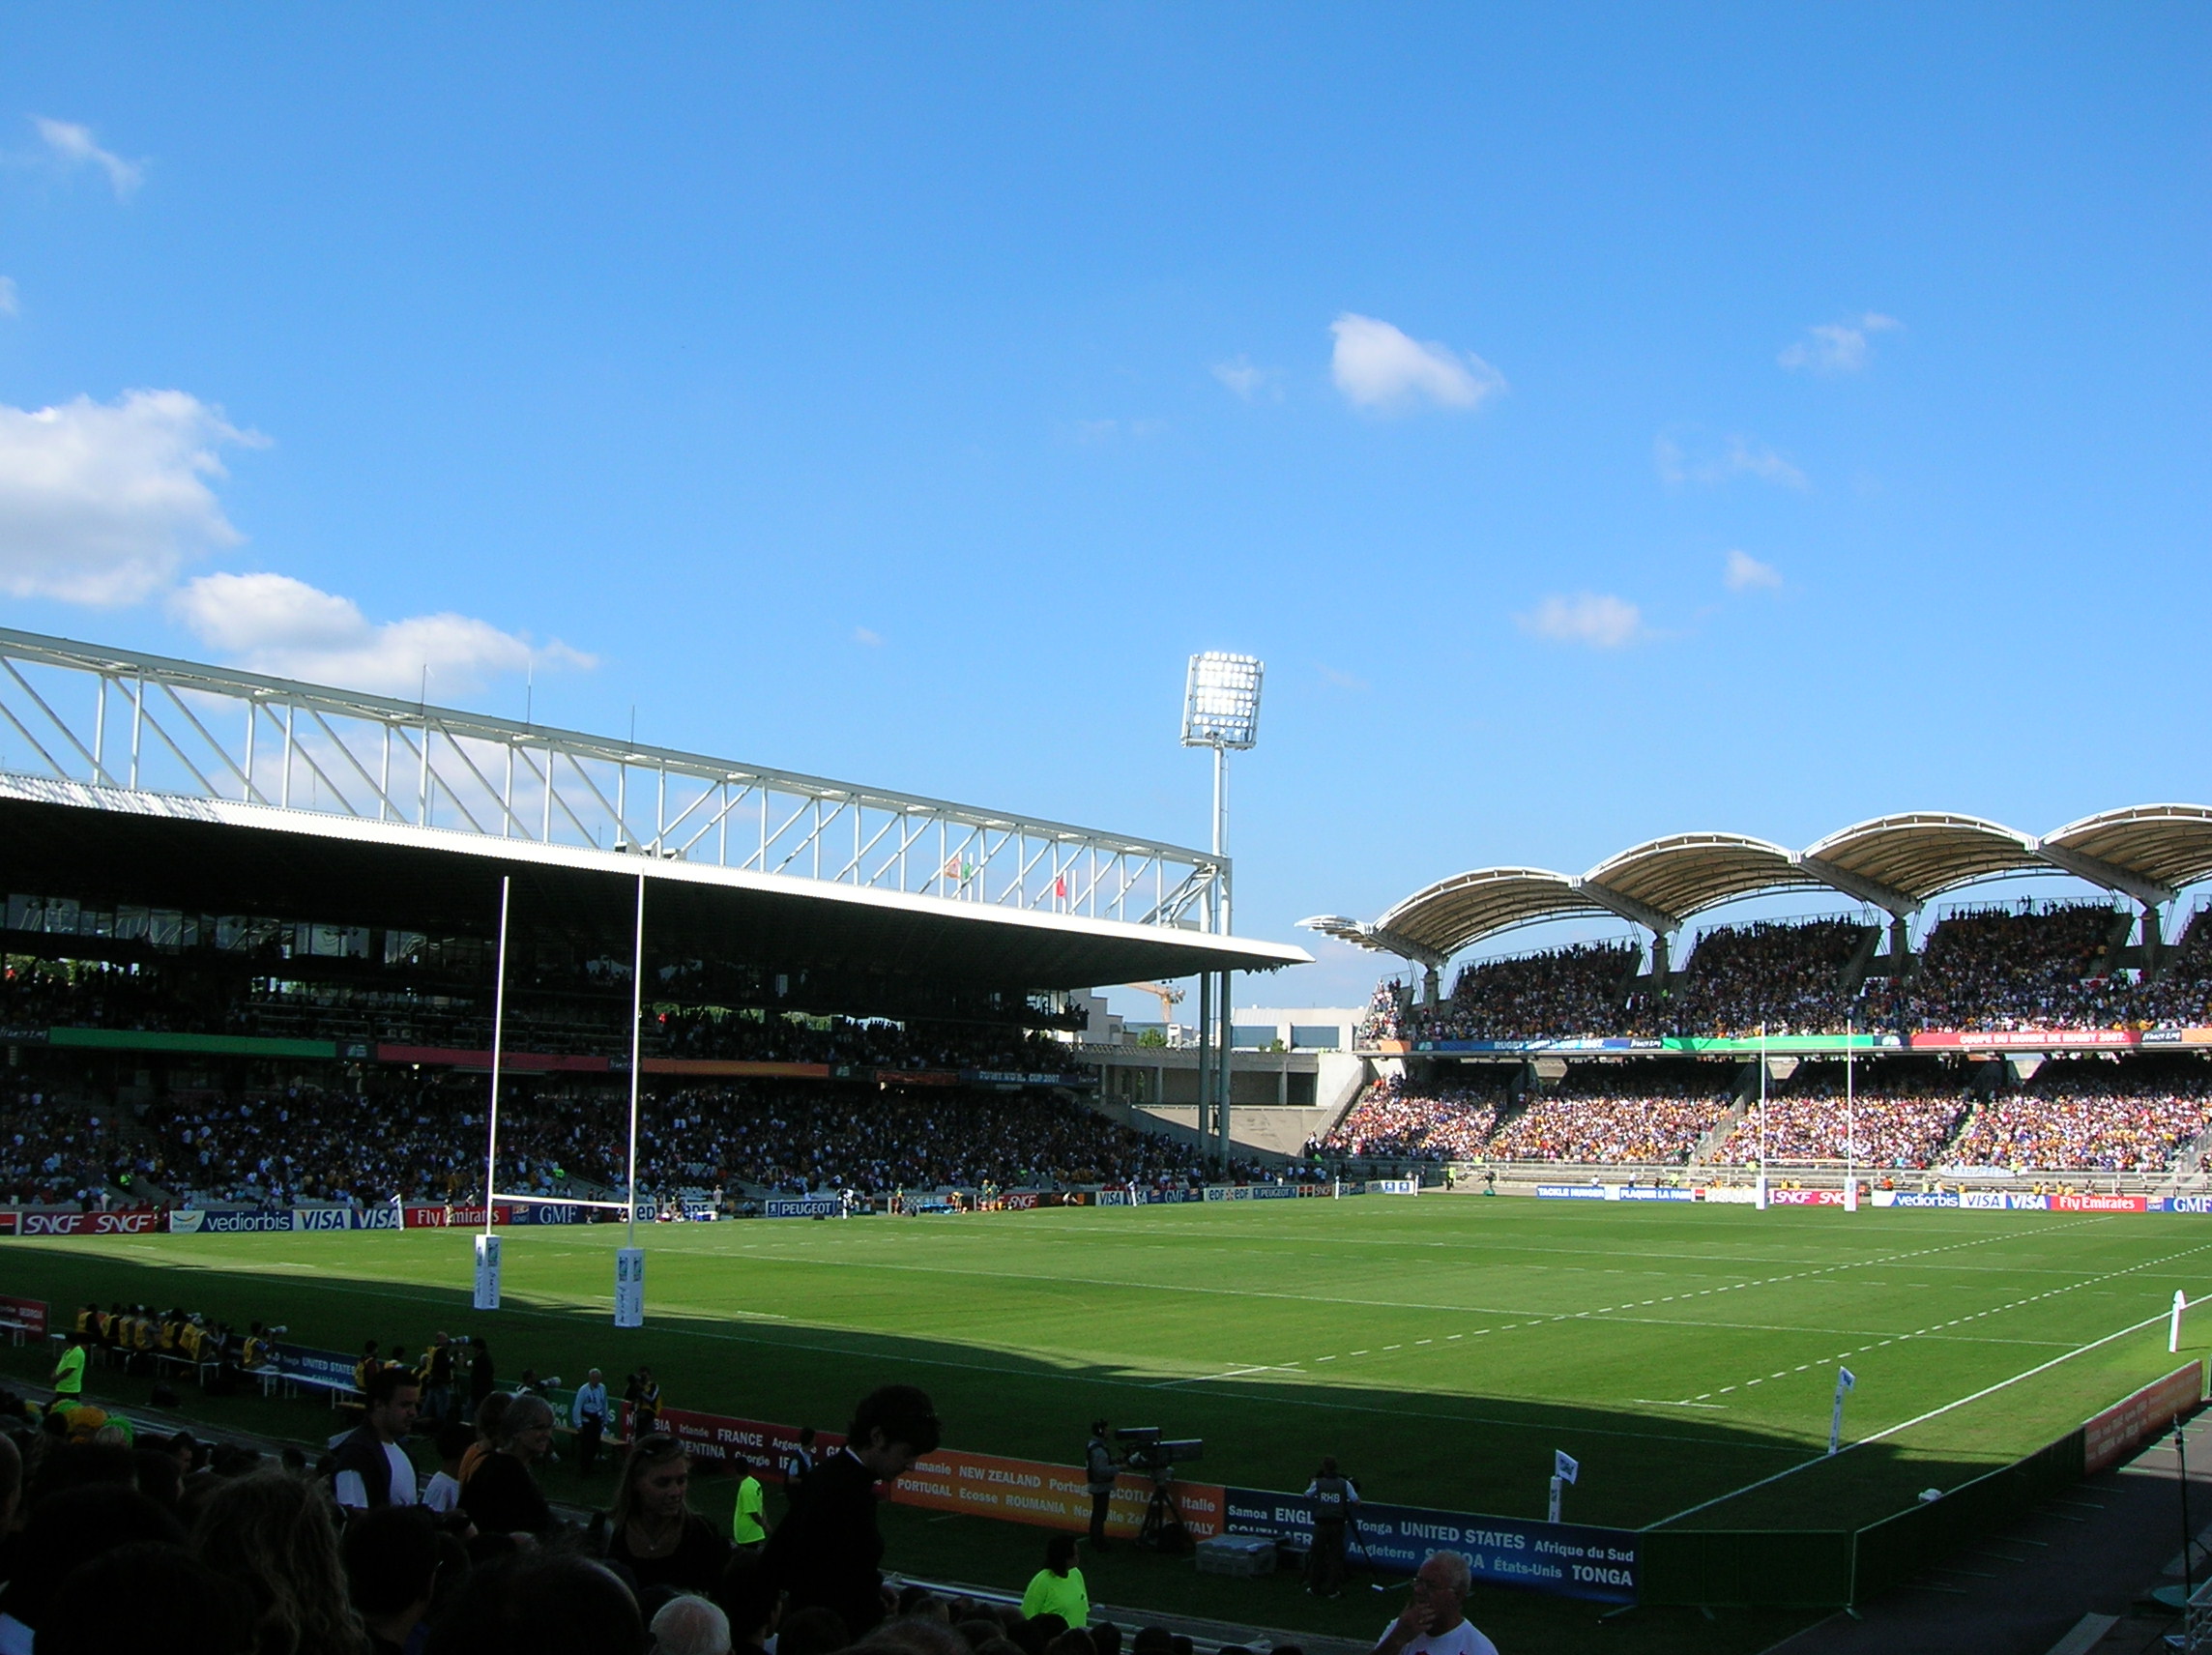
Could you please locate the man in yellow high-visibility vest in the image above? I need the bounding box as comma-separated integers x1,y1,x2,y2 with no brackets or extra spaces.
51,1329,88,1405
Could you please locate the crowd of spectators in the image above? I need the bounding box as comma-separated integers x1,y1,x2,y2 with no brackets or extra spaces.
95,1077,1259,1210
1715,1086,1971,1169
1390,901,2212,1046
1353,982,1405,1046
0,956,1077,1072
1412,943,1641,1043
1484,1070,1731,1164
0,1090,149,1207
1877,902,2131,1032
1947,1063,2212,1173
1662,919,1868,1038
1317,1077,1504,1160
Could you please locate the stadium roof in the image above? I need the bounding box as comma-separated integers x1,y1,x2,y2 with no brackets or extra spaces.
1306,803,2212,969
0,777,1307,991
0,626,1310,993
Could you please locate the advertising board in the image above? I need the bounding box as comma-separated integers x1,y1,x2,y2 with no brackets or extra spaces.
2053,1193,2145,1213
1615,1186,1698,1202
1536,1185,1609,1201
892,1446,1222,1540
2084,1361,2203,1473
764,1197,842,1219
172,1209,293,1234
17,1206,164,1236
0,1295,47,1337
1220,1489,1637,1605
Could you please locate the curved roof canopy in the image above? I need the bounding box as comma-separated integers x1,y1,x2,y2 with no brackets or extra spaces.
1583,832,1819,925
1307,802,2212,968
2043,804,2212,897
1800,813,2041,904
1368,867,1606,962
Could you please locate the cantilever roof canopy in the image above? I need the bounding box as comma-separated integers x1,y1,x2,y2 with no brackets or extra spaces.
1800,813,2042,904
1369,868,1608,961
1308,802,2212,971
0,777,1310,992
2044,805,2212,895
1582,832,1821,923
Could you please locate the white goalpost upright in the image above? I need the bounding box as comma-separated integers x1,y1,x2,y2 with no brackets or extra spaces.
1755,1023,1770,1211
615,872,648,1328
477,870,652,1321
474,876,512,1311
1844,1017,1859,1212
2172,1289,2191,1354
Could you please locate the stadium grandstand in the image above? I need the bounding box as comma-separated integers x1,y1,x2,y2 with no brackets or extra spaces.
1305,808,2212,1183
0,628,1308,1211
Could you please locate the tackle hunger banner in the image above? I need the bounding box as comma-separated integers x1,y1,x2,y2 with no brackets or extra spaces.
1220,1489,1637,1604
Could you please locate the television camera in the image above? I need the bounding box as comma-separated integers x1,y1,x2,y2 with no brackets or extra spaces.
1114,1428,1205,1553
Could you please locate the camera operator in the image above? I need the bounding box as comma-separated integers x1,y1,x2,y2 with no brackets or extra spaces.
1084,1419,1117,1549
1302,1456,1359,1597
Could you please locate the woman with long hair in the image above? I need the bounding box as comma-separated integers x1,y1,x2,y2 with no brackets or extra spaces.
194,1467,367,1655
597,1432,730,1593
458,1393,558,1538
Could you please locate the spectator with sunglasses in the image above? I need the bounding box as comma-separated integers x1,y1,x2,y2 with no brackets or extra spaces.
597,1431,731,1595
760,1383,941,1638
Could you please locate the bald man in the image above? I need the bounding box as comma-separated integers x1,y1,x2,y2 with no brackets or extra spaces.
1374,1551,1499,1655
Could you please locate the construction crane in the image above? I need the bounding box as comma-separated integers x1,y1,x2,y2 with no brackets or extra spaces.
1124,982,1185,1032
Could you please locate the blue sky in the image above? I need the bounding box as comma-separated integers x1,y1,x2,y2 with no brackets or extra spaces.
1,7,2206,1011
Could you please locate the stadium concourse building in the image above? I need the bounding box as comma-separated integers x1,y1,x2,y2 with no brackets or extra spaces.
0,628,1308,1165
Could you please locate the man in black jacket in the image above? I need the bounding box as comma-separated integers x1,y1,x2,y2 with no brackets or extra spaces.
761,1384,940,1637
333,1366,422,1510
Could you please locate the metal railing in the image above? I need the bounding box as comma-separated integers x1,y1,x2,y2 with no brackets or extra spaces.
0,628,1223,928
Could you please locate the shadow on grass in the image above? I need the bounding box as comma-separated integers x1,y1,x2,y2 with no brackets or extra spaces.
3,1241,2043,1539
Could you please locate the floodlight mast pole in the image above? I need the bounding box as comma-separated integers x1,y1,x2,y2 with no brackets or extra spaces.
1213,739,1231,1172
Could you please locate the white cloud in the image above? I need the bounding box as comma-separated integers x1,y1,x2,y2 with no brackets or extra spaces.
853,625,883,647
0,389,262,604
1724,549,1783,592
0,277,16,317
1328,313,1505,414
1655,431,1808,490
1779,312,1902,374
32,117,144,201
170,572,592,698
1517,593,1645,650
1318,664,1370,692
1210,357,1282,403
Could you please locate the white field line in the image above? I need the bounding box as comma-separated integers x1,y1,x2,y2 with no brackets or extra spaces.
1640,1302,2185,1531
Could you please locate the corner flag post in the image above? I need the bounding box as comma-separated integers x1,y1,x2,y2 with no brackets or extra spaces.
1550,1449,1578,1522
2171,1290,2189,1354
1829,1368,1856,1456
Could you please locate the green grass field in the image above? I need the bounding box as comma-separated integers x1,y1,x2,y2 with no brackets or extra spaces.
8,1197,2210,1651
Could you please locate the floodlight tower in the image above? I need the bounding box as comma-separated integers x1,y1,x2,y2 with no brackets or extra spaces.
1182,653,1264,1172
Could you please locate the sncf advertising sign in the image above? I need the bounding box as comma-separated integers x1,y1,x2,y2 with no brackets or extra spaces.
17,1207,164,1236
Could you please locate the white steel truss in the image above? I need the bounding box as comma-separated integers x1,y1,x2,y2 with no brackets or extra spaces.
0,628,1224,928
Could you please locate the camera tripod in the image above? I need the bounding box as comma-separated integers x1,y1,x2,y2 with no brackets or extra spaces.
1137,1478,1192,1554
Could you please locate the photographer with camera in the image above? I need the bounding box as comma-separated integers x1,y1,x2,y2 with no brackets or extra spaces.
1084,1419,1117,1549
1302,1456,1359,1597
